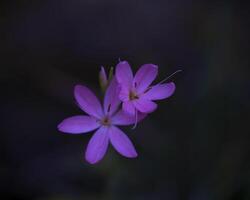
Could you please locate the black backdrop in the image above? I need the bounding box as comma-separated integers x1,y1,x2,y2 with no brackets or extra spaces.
0,0,250,200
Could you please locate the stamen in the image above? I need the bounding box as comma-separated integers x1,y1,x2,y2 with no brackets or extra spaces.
129,91,139,100
157,69,182,85
101,116,110,126
143,69,182,93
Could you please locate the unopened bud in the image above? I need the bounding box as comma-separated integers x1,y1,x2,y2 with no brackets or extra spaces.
99,66,108,93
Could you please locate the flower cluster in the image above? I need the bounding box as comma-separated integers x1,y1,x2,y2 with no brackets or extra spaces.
58,60,176,164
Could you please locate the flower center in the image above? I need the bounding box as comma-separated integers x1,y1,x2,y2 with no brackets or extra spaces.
101,116,111,126
129,91,139,100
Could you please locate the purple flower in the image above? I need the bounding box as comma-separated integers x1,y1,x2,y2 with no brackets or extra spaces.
115,61,176,115
58,76,145,164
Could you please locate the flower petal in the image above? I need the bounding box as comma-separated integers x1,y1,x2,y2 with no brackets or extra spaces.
143,82,176,100
85,126,109,164
74,85,103,119
122,101,136,115
112,110,147,126
119,86,130,101
115,61,133,88
104,77,121,115
133,64,158,94
109,126,137,158
58,115,100,134
133,98,157,113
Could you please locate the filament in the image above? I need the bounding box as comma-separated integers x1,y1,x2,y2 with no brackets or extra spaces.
157,69,182,85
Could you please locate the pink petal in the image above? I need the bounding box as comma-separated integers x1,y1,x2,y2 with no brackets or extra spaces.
133,64,158,94
143,82,176,100
109,126,137,158
104,78,121,115
133,98,158,113
122,101,136,115
58,115,100,134
85,126,109,164
115,61,133,88
74,85,104,119
112,110,147,126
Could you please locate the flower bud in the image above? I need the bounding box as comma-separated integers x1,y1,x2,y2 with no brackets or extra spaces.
99,66,108,92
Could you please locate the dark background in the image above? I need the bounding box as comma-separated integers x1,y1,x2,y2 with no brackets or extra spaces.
0,0,250,199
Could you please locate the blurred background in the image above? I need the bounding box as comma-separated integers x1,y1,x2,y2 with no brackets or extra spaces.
0,0,250,199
